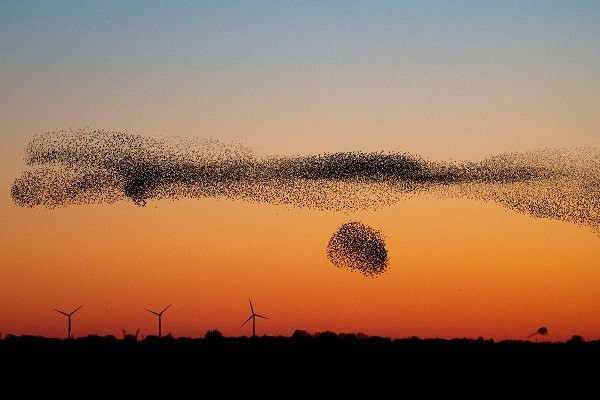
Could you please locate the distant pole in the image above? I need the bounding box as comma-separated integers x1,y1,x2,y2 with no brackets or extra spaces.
68,316,71,339
252,316,256,337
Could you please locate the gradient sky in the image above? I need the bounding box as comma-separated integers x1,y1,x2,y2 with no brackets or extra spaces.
1,1,599,341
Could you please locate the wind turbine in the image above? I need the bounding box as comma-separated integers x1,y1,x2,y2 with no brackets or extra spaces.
145,304,171,338
242,299,268,337
122,329,140,342
54,305,83,339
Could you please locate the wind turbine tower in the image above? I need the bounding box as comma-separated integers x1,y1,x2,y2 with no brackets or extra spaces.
242,299,268,337
54,305,83,339
145,304,171,338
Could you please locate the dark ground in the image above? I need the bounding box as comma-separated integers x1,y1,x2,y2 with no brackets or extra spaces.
1,332,597,393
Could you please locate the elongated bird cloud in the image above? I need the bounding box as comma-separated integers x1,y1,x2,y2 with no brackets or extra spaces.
11,129,600,235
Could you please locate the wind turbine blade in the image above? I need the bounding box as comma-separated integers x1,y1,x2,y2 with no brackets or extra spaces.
145,308,160,316
242,315,253,326
70,305,83,315
160,304,172,314
255,314,269,319
249,299,254,314
54,309,69,316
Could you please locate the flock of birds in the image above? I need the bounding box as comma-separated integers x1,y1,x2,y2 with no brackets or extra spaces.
327,221,389,276
10,128,600,275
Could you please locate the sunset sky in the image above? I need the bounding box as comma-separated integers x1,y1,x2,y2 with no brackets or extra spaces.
1,1,598,341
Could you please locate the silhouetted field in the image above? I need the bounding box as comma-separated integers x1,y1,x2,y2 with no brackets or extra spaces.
0,332,596,391
1,331,596,360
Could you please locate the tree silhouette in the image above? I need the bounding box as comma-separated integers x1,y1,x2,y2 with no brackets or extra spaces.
567,335,585,344
527,326,548,341
292,329,312,339
205,329,223,339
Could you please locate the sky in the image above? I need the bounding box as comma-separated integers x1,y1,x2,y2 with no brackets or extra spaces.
0,1,599,341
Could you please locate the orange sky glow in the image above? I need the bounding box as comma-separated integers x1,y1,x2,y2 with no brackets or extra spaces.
1,2,598,342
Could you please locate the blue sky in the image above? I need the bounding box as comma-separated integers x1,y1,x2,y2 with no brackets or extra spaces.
1,1,598,162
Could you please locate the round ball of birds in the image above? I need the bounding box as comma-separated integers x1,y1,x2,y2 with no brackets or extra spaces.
327,221,389,277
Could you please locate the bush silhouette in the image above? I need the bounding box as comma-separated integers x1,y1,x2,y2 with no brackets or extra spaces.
292,329,312,339
205,329,223,339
